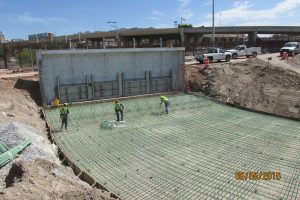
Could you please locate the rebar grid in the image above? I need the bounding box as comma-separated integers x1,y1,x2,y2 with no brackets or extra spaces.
45,94,300,200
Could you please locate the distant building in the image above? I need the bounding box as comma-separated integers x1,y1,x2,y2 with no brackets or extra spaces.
0,31,5,43
11,38,24,42
28,32,54,41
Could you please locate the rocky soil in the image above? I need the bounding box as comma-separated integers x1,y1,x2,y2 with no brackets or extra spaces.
186,55,300,119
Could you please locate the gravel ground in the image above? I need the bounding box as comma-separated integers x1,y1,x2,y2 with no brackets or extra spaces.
0,122,57,179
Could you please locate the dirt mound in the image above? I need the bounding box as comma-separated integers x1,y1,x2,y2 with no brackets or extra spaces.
0,159,114,200
0,77,46,135
185,65,205,91
186,59,300,119
284,54,300,71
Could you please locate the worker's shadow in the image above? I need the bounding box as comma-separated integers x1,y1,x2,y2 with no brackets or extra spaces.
151,112,165,116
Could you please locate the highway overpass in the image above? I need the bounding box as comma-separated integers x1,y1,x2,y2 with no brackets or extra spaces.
4,26,300,47
70,26,300,47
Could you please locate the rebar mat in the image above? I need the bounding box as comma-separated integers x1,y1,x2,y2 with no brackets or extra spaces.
45,93,300,200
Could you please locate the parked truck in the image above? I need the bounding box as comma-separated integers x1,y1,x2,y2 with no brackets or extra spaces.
226,45,262,59
280,42,300,57
195,48,232,63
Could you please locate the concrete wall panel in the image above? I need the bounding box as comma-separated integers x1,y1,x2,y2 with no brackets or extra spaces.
38,48,185,105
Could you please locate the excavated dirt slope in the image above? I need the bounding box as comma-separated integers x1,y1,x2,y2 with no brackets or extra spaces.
186,57,300,119
0,70,115,200
1,159,114,200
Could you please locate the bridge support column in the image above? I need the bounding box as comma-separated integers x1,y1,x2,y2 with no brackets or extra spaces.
180,28,185,47
119,37,124,47
102,37,106,49
195,35,203,48
248,31,257,46
133,38,136,48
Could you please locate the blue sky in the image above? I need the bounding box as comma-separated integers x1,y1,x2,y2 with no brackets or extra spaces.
1,0,300,39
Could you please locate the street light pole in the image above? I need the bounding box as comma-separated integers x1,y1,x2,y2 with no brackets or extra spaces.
219,13,222,27
107,21,119,45
212,0,215,47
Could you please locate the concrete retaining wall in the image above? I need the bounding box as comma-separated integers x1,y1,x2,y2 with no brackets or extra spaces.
38,48,185,105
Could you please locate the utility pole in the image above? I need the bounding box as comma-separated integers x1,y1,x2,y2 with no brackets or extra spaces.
212,0,215,47
180,17,186,25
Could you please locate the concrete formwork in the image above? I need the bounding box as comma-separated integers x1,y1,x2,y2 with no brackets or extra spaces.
38,48,185,105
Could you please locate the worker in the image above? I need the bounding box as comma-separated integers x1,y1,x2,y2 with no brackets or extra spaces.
60,103,69,131
115,100,124,122
160,96,170,114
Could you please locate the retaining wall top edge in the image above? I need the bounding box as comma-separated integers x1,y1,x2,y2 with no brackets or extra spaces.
39,47,186,55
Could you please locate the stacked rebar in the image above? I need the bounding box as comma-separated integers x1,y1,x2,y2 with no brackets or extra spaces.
0,141,9,154
0,139,32,168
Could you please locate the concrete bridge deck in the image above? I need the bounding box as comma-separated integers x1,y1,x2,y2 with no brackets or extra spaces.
44,93,300,199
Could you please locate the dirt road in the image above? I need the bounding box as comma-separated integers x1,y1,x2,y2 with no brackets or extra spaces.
257,53,300,74
0,68,39,79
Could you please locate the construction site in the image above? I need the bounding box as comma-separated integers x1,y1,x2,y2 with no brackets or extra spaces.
0,26,300,199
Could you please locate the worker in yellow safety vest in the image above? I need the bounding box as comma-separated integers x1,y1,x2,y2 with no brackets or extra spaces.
60,103,69,131
160,96,170,114
115,100,124,122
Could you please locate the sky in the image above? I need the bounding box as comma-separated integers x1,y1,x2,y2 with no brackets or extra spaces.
1,0,300,40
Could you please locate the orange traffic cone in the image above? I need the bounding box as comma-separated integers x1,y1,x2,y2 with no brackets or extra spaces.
282,52,287,60
204,57,209,68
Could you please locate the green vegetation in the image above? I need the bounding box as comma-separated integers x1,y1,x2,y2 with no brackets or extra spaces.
178,24,193,28
15,48,36,66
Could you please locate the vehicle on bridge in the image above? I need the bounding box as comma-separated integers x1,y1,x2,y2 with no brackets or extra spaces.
195,48,232,63
226,45,262,59
280,42,300,57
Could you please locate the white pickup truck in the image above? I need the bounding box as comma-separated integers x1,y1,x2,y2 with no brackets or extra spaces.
226,45,262,59
280,42,300,57
195,48,232,63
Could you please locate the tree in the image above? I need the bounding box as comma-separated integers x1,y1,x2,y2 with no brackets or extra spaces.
15,48,36,66
178,24,193,28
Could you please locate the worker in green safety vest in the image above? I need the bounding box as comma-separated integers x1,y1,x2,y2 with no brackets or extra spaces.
160,96,170,114
115,100,124,122
60,103,69,131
